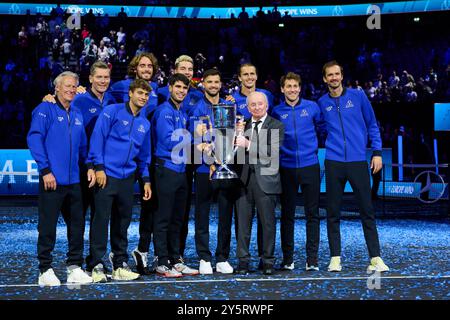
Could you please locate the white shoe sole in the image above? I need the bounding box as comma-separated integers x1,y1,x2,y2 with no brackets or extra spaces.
112,277,139,281
180,271,200,276
67,279,92,284
328,266,342,272
199,269,213,275
216,268,233,274
156,272,183,278
367,266,389,272
39,282,61,287
306,267,319,271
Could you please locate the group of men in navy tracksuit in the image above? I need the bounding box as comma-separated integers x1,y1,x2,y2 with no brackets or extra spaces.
28,59,155,285
28,56,389,286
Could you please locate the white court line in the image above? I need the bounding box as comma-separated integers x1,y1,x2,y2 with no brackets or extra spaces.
0,274,449,288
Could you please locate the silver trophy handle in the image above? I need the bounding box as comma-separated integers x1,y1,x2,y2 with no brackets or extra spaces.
232,114,245,154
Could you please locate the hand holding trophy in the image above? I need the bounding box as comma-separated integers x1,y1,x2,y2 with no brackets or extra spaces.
209,103,240,180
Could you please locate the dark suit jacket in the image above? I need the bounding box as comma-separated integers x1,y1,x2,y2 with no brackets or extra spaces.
236,115,285,194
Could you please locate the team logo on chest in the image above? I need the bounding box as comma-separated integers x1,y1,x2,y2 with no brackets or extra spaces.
122,120,129,126
137,124,145,133
326,106,333,112
89,108,97,113
281,114,289,119
345,100,354,108
75,118,82,125
238,104,247,109
300,109,309,117
58,116,64,122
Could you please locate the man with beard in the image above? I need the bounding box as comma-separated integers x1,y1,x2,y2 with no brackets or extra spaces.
109,52,159,116
188,69,236,274
152,74,199,277
318,60,389,273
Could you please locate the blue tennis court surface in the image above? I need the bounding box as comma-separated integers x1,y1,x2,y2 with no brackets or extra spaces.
0,203,449,300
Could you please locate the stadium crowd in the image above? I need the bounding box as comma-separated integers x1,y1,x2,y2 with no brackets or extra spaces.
0,6,449,165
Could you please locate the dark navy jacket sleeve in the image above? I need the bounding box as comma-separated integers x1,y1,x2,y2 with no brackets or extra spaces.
359,91,382,156
27,104,52,176
88,106,115,171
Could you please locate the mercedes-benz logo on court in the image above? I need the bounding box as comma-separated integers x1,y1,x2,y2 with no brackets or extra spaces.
413,170,446,204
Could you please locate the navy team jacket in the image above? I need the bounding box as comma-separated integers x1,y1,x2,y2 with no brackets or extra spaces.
317,88,382,162
88,103,151,182
271,99,323,168
27,99,90,185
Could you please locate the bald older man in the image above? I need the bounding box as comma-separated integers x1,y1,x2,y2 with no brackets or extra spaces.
234,91,284,275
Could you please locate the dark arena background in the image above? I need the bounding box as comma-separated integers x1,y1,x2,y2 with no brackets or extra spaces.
0,0,449,310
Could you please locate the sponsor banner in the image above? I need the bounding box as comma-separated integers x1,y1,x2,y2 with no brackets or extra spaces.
1,148,392,195
0,1,448,19
376,182,448,200
0,150,39,195
378,181,421,198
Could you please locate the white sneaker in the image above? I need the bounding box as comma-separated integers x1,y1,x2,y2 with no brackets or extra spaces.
90,264,108,283
66,266,92,284
38,268,61,287
216,261,234,274
111,262,140,281
305,263,319,271
174,263,200,275
328,256,342,272
367,257,389,272
281,263,295,271
199,260,213,275
156,265,183,278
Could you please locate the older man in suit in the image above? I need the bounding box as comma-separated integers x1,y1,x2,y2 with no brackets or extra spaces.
234,91,285,275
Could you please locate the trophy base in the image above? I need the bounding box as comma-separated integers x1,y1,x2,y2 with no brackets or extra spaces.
211,171,238,180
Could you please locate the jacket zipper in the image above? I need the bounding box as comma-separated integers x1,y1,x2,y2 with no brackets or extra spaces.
67,110,72,184
335,97,347,161
292,106,300,167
